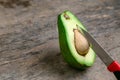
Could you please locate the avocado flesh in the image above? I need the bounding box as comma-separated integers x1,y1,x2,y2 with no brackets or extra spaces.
57,11,96,69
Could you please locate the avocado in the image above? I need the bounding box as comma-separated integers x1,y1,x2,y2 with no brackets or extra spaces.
57,10,96,69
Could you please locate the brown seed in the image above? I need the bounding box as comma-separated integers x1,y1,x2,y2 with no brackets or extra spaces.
74,29,89,55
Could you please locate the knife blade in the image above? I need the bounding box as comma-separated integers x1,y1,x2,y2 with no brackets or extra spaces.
81,29,120,80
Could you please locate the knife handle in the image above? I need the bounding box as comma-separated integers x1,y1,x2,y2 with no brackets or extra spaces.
113,71,120,80
107,61,120,80
107,61,120,72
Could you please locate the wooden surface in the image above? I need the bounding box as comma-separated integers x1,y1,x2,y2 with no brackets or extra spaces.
0,0,120,80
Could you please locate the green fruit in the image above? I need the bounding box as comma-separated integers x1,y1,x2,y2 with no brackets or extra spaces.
57,10,96,69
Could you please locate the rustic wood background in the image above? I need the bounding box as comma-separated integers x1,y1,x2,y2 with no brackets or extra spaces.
0,0,120,80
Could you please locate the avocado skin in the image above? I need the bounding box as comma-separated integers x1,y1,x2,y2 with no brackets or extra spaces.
57,10,96,69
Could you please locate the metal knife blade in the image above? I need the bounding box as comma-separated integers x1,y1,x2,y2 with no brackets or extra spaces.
81,29,120,80
82,29,114,66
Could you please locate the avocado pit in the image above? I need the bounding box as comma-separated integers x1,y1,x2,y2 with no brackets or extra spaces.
73,28,89,56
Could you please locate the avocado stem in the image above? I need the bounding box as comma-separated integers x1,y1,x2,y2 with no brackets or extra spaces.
64,13,70,20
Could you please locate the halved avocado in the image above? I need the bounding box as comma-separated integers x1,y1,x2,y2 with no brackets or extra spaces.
57,10,96,69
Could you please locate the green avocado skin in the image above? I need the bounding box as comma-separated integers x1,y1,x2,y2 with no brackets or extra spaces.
57,10,96,69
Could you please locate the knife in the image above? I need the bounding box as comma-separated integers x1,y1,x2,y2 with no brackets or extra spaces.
81,29,120,80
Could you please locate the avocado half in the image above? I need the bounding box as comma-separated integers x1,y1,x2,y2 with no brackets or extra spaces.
57,10,96,69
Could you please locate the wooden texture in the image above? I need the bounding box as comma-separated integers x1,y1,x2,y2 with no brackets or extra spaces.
0,0,120,80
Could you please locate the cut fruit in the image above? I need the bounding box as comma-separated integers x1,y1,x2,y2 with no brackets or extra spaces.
57,10,96,69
